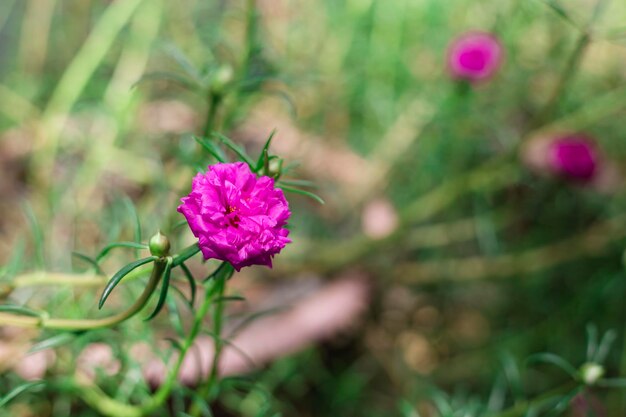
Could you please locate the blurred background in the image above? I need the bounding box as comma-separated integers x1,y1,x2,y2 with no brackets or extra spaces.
1,0,626,416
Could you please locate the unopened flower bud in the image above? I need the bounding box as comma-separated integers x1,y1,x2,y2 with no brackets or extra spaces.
267,158,283,179
149,231,170,258
580,362,604,385
210,65,234,96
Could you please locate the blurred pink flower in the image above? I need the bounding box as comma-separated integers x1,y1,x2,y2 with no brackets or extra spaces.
447,32,503,82
178,162,291,271
522,131,622,192
548,135,597,181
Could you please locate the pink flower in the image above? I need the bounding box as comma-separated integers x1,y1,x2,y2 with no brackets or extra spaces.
447,32,503,82
178,162,291,271
548,135,597,181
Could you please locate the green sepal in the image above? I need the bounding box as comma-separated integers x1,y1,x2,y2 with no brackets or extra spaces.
98,256,157,309
145,258,174,320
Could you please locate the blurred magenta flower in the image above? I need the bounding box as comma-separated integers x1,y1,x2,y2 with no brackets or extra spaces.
548,135,597,181
447,31,503,82
522,131,621,192
178,162,291,271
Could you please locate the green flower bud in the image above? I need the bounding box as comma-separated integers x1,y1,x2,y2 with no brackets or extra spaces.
267,157,283,179
149,231,170,258
579,362,604,385
210,65,234,95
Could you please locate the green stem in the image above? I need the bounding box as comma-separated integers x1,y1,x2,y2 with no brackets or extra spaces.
188,269,228,416
143,263,232,416
0,260,165,330
203,93,222,137
535,30,590,126
72,262,231,417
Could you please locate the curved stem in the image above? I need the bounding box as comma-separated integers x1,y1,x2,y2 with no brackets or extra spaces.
0,260,165,330
188,271,227,416
142,262,233,416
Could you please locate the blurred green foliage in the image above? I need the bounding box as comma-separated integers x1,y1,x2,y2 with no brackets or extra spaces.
0,0,626,416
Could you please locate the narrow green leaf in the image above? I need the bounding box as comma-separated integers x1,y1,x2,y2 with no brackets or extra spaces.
278,185,325,204
194,135,227,163
0,381,45,408
255,129,277,172
594,329,617,364
179,262,197,306
72,252,104,275
526,353,578,379
145,258,173,320
99,256,157,309
204,261,233,282
165,296,185,337
96,241,148,262
172,244,201,267
212,132,255,167
122,197,142,256
172,219,189,230
202,330,257,370
551,387,583,414
597,378,626,388
164,337,184,352
278,178,317,188
586,323,598,362
132,71,202,91
3,238,25,281
162,43,203,83
538,0,579,28
29,333,75,353
227,306,287,339
215,295,246,303
23,203,45,268
0,304,45,318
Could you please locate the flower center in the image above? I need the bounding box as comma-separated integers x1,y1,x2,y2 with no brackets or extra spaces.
225,205,240,227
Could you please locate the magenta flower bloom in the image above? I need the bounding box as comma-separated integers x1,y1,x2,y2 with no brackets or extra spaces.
447,32,503,82
548,135,598,182
178,162,291,271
